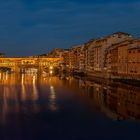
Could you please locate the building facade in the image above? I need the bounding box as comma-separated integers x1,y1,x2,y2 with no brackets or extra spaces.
127,39,140,78
84,32,132,77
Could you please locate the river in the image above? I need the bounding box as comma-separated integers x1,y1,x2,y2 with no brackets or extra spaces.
0,72,140,140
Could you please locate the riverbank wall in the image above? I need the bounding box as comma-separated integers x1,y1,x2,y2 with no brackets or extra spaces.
71,71,140,86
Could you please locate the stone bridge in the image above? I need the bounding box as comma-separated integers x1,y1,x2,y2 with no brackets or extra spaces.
0,57,63,73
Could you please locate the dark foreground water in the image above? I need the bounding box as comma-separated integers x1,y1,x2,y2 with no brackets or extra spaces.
0,73,140,140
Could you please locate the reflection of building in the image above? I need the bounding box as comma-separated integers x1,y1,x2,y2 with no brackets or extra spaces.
102,83,140,120
21,68,38,74
117,87,140,120
105,84,140,120
78,79,119,119
78,78,140,121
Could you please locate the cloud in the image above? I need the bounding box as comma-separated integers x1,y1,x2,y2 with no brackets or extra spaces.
0,0,140,56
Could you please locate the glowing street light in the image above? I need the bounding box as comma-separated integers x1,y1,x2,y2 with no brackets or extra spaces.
50,70,53,74
49,66,53,70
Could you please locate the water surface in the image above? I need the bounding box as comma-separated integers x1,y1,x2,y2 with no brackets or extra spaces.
0,73,140,140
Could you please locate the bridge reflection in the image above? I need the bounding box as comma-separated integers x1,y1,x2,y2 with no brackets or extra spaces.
0,72,59,124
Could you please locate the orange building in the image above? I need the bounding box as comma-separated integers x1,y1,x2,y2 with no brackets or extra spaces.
127,39,140,78
105,44,118,75
61,49,70,71
84,32,132,77
117,41,130,75
105,40,132,76
67,45,84,73
69,47,78,72
105,38,140,79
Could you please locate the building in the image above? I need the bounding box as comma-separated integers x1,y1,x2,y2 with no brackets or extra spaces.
127,38,140,78
105,39,132,77
61,49,70,72
84,32,132,77
84,39,95,74
117,41,130,76
69,47,78,72
24,32,140,81
105,37,140,80
45,48,63,58
79,45,85,73
105,44,119,75
67,45,84,73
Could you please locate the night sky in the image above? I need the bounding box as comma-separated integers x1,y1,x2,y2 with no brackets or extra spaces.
0,0,140,56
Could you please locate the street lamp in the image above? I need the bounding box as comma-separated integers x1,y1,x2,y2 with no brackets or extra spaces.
50,66,53,70
50,70,53,74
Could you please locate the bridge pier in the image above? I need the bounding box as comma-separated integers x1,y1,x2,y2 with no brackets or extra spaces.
11,65,20,73
38,66,43,75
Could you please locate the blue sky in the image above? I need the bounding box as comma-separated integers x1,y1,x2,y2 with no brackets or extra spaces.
0,0,140,56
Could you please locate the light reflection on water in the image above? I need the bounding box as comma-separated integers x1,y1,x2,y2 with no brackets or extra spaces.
77,78,140,121
49,85,58,112
55,75,140,122
0,72,59,124
0,72,140,140
0,72,140,123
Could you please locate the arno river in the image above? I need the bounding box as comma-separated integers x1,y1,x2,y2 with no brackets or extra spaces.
0,72,140,140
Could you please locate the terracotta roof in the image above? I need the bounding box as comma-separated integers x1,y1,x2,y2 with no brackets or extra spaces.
106,40,131,51
128,45,140,50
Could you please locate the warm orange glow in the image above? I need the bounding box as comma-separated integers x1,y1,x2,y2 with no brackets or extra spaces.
49,66,53,70
0,57,63,61
50,70,53,74
0,57,63,73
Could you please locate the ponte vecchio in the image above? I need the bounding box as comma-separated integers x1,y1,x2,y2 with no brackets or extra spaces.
0,57,63,73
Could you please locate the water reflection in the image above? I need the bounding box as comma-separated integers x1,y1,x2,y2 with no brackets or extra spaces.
55,75,140,122
48,85,58,111
0,72,59,124
0,72,140,125
78,78,140,121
